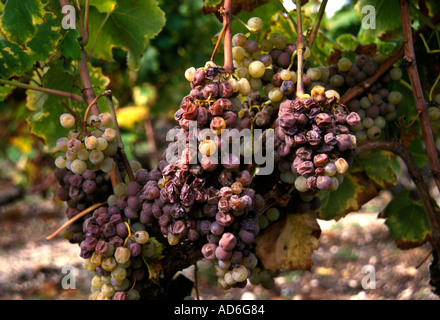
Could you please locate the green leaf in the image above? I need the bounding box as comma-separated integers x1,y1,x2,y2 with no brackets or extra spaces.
0,84,13,101
318,172,365,220
0,40,34,78
336,33,360,51
86,0,166,70
0,11,61,78
355,0,402,40
90,0,117,13
27,12,62,61
0,0,45,44
59,29,82,61
381,191,432,249
354,150,397,188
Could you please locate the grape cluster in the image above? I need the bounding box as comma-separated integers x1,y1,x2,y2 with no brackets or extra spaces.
55,112,118,174
321,54,404,142
274,87,360,193
54,168,112,244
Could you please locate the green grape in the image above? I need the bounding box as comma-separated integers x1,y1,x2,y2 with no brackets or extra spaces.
247,17,263,32
232,46,246,61
266,207,280,221
104,141,118,156
362,117,374,129
280,69,292,81
55,156,66,169
214,264,228,278
337,57,352,72
280,171,296,184
323,162,337,176
374,116,386,129
260,39,273,52
388,91,403,105
232,33,247,47
60,113,76,128
318,66,330,82
248,61,266,78
99,112,113,126
303,46,311,59
329,176,340,191
100,157,115,173
428,106,440,121
102,128,118,142
77,149,89,161
389,67,402,81
87,115,100,127
367,126,381,140
307,68,322,81
97,137,108,151
238,78,251,96
329,74,344,88
355,131,368,144
101,256,117,272
360,96,372,109
85,135,98,150
114,246,131,264
114,183,127,197
272,34,287,50
89,149,105,165
113,278,130,292
135,230,150,244
167,233,180,245
258,215,269,229
71,159,87,175
232,265,249,282
224,271,237,286
436,93,440,105
294,176,309,192
268,87,283,102
56,137,69,152
91,275,104,290
142,241,157,258
249,77,263,91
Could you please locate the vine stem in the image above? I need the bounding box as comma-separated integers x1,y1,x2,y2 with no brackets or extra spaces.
0,79,84,102
295,0,305,96
46,201,107,240
307,0,328,49
222,0,234,73
355,140,440,254
399,0,440,196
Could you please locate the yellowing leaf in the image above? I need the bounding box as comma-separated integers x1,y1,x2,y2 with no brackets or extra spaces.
255,213,321,273
116,105,148,130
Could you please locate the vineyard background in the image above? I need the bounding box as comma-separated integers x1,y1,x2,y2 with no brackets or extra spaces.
1,0,440,300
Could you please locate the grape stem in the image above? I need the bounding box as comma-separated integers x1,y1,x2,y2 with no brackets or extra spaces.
355,139,440,255
295,0,305,96
46,201,107,241
0,79,84,103
307,0,328,49
222,0,234,73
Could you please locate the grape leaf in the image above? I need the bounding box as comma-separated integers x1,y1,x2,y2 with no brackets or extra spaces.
0,11,61,78
336,34,360,52
318,172,365,220
380,191,432,249
86,0,166,70
58,29,82,61
255,212,321,273
355,0,402,40
0,84,13,101
0,0,45,45
354,150,397,188
90,0,117,13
